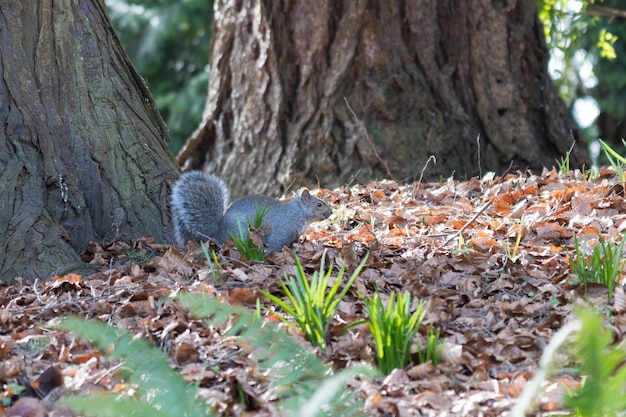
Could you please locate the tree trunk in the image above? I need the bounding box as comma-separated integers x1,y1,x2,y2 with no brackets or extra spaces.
179,0,589,198
0,1,179,282
596,112,626,150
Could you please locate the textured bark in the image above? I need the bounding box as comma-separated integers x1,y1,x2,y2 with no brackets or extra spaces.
179,0,589,198
0,1,178,282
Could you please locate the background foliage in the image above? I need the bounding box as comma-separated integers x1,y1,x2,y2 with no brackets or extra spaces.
107,0,213,154
537,0,625,156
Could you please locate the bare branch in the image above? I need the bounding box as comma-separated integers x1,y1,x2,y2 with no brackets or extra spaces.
583,5,626,20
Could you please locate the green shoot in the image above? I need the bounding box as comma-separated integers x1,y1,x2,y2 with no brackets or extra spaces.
505,229,523,261
201,242,222,286
251,202,270,229
505,219,524,262
563,308,626,417
599,139,626,183
254,298,262,321
229,203,270,261
452,233,474,256
556,151,570,173
57,318,214,417
260,251,369,351
581,164,598,181
179,293,379,414
362,291,426,375
571,234,625,299
555,140,577,174
417,325,444,366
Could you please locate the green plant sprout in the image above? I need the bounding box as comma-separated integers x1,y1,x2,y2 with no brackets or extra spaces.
229,203,270,261
571,234,626,299
452,233,474,256
556,151,571,173
57,297,378,417
362,292,436,375
506,229,522,260
580,164,599,181
512,308,626,417
417,325,444,366
260,250,369,351
254,297,262,321
201,242,222,286
599,139,626,183
505,217,524,262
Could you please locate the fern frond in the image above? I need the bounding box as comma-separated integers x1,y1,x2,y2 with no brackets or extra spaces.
179,293,376,415
57,318,213,417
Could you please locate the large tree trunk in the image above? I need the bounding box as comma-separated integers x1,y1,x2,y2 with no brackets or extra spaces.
0,1,179,282
179,0,589,198
596,112,626,149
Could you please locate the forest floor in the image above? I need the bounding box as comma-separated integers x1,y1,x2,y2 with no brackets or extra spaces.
2,167,626,416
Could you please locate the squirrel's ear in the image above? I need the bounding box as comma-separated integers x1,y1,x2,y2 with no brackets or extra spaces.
299,188,311,201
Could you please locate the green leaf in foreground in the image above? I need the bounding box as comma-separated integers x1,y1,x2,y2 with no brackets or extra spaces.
564,308,626,417
56,318,213,417
512,308,626,417
179,293,378,415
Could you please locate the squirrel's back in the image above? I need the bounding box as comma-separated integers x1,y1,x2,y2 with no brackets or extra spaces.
170,172,229,246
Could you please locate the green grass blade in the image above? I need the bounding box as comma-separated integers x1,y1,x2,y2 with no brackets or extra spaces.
600,138,626,165
296,365,379,417
57,318,212,417
259,289,298,319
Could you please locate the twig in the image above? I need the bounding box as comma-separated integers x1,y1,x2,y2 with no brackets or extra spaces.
412,155,436,199
476,133,482,178
344,169,361,188
501,160,514,177
566,135,576,156
93,362,125,385
584,5,626,20
442,199,494,246
553,5,626,20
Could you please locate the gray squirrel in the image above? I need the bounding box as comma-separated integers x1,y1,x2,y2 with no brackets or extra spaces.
170,171,332,252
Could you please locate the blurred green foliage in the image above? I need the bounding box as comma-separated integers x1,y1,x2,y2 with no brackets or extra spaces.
536,0,617,103
536,0,625,151
107,0,213,154
585,2,626,125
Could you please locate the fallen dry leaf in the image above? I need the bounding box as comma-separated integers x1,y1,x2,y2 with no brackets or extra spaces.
2,168,626,416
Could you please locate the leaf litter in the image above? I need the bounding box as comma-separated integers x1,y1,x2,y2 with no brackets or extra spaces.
2,167,626,416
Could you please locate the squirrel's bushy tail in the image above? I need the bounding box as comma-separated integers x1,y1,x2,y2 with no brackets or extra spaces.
170,172,229,246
